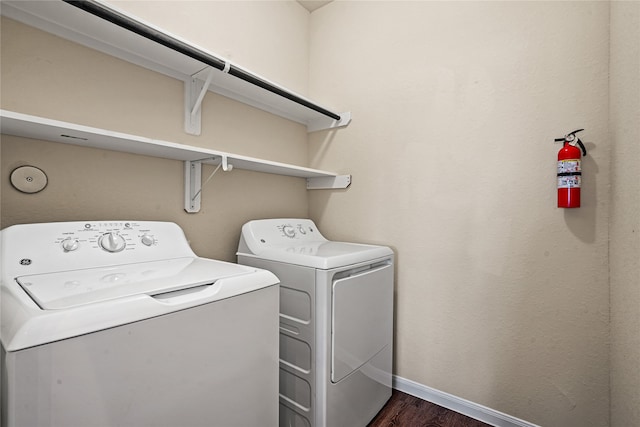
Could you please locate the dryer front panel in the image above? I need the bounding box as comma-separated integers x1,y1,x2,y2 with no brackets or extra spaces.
330,261,393,383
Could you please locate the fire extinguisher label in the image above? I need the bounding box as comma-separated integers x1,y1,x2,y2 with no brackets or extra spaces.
558,175,581,188
557,159,581,174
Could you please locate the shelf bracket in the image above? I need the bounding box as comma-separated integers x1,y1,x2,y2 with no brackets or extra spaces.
184,156,234,213
185,77,204,136
184,160,203,213
190,68,215,118
307,175,351,190
184,66,223,135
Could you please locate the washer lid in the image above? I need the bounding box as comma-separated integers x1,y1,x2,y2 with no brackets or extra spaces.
247,241,393,269
16,257,254,310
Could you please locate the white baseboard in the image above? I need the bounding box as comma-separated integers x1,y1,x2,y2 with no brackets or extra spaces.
392,375,540,427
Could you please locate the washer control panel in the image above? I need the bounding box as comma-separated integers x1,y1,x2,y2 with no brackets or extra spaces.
54,222,159,254
2,221,194,276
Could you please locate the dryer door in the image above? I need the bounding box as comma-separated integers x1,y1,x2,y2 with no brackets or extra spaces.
331,261,393,383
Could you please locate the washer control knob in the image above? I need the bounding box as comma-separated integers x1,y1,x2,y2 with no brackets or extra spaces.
99,232,126,253
282,225,296,238
297,226,307,235
140,234,155,246
61,237,79,252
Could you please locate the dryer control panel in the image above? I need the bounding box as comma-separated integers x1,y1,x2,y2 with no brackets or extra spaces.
240,219,328,250
277,221,319,240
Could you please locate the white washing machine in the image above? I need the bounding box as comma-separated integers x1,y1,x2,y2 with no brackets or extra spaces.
237,218,394,427
1,220,280,427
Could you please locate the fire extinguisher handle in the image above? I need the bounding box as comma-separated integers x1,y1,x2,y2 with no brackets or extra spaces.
576,138,587,156
554,129,587,156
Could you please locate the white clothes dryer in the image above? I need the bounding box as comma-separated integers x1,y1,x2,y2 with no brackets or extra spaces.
237,218,394,427
1,220,279,427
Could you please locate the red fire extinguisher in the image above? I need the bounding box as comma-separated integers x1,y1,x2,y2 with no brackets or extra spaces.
555,129,587,208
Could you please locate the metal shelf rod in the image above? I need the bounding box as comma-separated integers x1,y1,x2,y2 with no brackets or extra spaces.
64,0,342,122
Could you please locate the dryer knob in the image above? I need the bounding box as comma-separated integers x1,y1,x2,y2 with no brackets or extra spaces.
99,232,126,253
282,225,296,238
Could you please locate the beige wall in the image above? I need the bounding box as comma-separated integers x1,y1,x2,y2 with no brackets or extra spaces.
308,2,610,426
0,0,312,262
609,2,640,426
105,0,310,95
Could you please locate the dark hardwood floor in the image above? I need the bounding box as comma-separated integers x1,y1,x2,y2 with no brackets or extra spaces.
368,390,493,427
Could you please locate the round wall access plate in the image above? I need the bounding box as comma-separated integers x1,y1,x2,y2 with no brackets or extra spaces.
10,166,48,194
